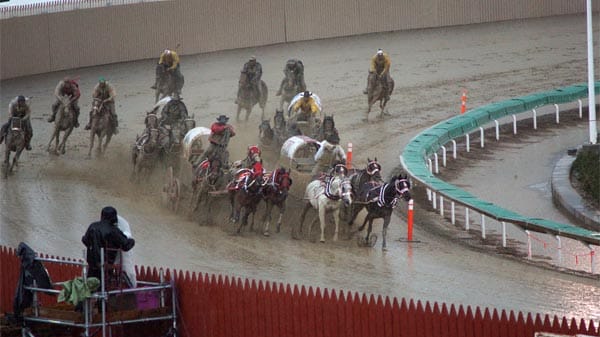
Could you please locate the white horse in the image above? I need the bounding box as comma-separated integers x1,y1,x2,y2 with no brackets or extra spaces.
297,172,353,242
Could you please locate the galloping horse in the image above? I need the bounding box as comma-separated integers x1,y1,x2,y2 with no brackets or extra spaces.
347,158,384,225
278,70,302,110
2,117,26,179
47,95,76,155
357,174,411,250
155,65,183,103
229,168,263,234
297,168,353,243
236,75,268,122
131,128,161,183
258,119,274,147
189,157,227,216
87,98,116,158
366,74,394,121
261,167,293,236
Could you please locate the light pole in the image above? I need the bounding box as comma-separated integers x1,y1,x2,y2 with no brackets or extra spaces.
586,0,597,144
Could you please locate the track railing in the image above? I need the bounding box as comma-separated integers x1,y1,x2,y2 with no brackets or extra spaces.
400,82,600,273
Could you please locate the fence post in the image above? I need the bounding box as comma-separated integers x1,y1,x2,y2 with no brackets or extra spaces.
532,109,537,129
555,104,560,124
407,199,414,241
512,115,517,134
479,127,484,148
494,120,500,140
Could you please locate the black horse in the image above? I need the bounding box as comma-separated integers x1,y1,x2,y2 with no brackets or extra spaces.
260,167,292,236
258,109,292,149
346,158,384,224
229,169,263,234
357,174,411,250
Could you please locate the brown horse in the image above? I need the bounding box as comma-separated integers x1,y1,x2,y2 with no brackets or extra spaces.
189,157,229,218
260,167,293,236
131,128,161,183
2,117,26,179
278,71,302,111
366,74,394,122
236,75,268,122
87,98,116,158
47,95,75,155
229,168,264,234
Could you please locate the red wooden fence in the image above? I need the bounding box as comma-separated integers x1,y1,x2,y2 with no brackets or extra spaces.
1,245,598,337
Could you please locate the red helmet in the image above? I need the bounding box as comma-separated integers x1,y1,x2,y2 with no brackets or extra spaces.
248,145,261,156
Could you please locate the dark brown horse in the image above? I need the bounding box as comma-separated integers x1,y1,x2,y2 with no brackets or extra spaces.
236,74,268,122
2,117,26,179
87,98,116,158
260,167,293,236
366,74,394,121
47,95,75,155
357,174,411,250
229,168,264,234
278,70,302,110
131,128,161,183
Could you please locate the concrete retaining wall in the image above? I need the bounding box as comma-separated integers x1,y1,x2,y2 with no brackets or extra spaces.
0,0,594,80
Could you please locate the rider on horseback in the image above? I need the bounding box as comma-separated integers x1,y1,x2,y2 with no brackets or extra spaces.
85,77,118,133
192,114,235,168
363,49,391,97
0,95,33,150
236,56,263,104
315,115,339,142
48,77,81,127
312,133,346,176
152,49,184,98
276,59,306,96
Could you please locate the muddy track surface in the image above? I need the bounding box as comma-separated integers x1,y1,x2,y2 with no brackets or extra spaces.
1,15,599,321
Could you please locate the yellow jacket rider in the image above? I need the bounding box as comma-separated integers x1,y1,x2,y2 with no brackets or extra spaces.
364,49,391,95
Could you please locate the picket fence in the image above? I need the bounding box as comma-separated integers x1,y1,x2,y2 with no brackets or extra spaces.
1,245,598,337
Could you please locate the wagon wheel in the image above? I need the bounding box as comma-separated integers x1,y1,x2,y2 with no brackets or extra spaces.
163,166,181,213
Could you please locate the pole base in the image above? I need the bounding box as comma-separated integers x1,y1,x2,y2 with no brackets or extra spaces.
396,238,421,243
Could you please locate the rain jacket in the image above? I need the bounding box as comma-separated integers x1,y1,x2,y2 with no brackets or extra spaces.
54,80,81,101
292,97,319,115
369,52,391,76
158,50,180,70
208,122,236,146
13,242,53,317
92,82,116,102
81,219,135,279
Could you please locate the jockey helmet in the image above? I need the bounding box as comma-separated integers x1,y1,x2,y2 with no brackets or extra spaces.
164,49,171,55
303,91,311,98
100,206,118,225
248,145,261,156
17,95,26,103
249,55,256,62
216,114,229,123
98,76,106,83
377,49,384,55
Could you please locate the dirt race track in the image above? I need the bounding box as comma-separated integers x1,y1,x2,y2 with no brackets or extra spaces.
1,14,599,321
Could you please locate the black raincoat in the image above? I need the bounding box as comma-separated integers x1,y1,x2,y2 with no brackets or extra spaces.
12,242,53,317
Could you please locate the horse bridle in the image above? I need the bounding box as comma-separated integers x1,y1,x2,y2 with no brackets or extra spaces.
376,178,410,208
325,176,352,201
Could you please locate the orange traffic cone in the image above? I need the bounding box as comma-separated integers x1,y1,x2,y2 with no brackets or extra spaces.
460,90,468,114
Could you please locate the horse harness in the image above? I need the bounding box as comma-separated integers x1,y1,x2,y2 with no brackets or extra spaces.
371,178,410,208
323,175,351,201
